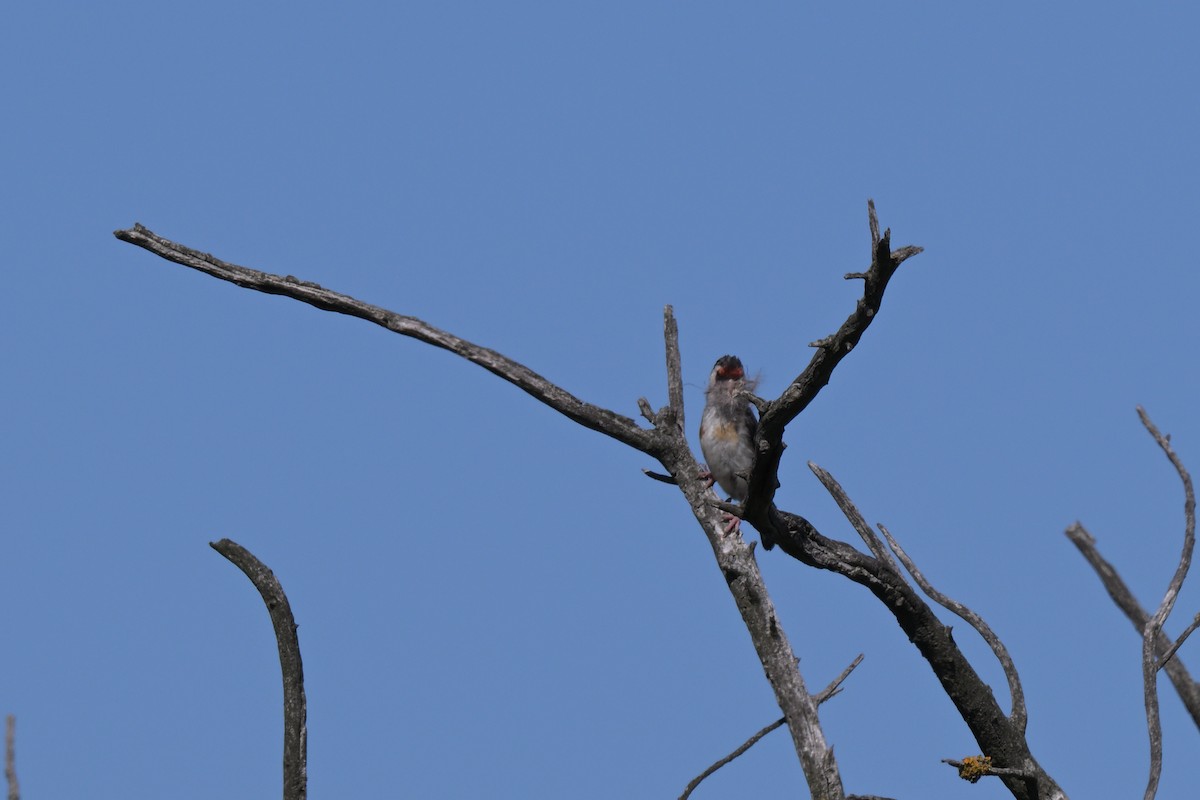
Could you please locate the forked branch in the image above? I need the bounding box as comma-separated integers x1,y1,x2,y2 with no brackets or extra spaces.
742,200,923,527
1064,523,1200,727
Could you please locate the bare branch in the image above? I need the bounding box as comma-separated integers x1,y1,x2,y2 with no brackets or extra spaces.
868,198,881,251
1135,407,1196,800
743,200,923,532
113,225,656,455
1160,611,1200,667
641,468,677,485
656,439,844,798
678,716,787,800
5,716,17,800
118,222,847,800
760,503,1065,800
664,305,684,433
638,397,656,424
807,464,897,571
943,757,1036,783
878,523,1027,733
813,653,865,705
211,539,308,800
1065,522,1200,727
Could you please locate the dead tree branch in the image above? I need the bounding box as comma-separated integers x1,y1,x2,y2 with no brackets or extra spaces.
1064,523,1200,727
116,204,1069,799
116,225,845,798
679,654,865,800
943,756,1036,783
1133,408,1195,800
812,653,865,705
678,717,787,800
663,304,685,434
4,716,17,800
211,539,307,800
113,224,654,455
1159,612,1200,668
763,492,1064,800
741,200,923,531
878,523,1027,733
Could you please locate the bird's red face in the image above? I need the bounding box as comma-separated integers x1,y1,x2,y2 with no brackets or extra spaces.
714,355,744,381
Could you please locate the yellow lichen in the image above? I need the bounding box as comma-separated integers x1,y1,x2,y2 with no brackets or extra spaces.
957,755,992,783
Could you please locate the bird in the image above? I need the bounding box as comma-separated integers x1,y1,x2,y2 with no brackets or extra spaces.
699,355,774,549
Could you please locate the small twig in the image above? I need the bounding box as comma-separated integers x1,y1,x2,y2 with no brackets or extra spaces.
1135,407,1195,800
663,305,684,433
1065,522,1200,727
677,655,862,800
5,716,18,800
710,498,745,518
678,717,787,800
637,397,656,424
211,539,308,800
1160,611,1200,666
942,756,1034,782
813,654,865,705
867,199,881,251
641,468,677,485
879,523,1027,733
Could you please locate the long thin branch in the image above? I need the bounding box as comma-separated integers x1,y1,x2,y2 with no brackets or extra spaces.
211,539,308,800
678,717,787,800
1134,408,1196,800
1064,523,1200,728
4,716,17,800
878,523,1027,733
113,225,656,455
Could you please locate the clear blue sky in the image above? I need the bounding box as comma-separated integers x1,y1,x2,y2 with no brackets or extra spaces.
3,3,1199,798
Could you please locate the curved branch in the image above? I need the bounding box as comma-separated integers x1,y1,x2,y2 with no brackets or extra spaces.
113,225,656,455
877,524,1027,733
1135,407,1196,800
211,539,307,800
